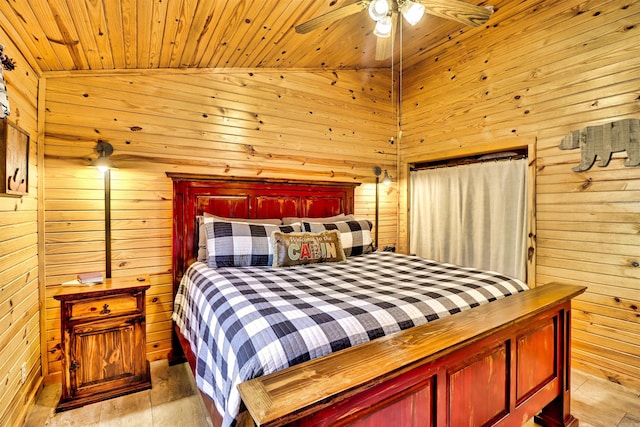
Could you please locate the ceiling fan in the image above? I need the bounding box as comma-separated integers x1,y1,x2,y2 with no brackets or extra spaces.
295,0,494,60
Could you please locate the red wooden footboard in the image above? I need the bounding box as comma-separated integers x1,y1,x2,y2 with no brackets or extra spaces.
238,283,585,427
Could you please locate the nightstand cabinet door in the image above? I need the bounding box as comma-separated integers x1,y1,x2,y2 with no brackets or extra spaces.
68,315,148,397
55,278,152,412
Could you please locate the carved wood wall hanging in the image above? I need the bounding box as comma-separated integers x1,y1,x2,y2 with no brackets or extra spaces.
0,119,30,196
558,118,640,172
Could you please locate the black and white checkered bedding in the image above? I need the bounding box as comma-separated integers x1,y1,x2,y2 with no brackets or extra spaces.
172,251,529,427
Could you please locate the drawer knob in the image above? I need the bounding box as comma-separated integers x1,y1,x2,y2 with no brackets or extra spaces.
100,303,111,315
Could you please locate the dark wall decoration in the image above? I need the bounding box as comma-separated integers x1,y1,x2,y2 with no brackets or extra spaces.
0,44,15,118
558,118,640,172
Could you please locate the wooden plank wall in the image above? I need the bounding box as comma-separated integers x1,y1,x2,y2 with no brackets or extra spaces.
399,0,640,391
0,28,42,427
42,69,397,380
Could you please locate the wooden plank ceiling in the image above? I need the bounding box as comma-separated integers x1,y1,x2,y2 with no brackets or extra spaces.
2,0,493,73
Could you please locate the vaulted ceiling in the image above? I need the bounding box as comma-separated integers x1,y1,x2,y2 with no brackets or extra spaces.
2,0,495,74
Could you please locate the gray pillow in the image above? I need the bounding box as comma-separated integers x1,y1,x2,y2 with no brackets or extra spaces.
271,230,346,268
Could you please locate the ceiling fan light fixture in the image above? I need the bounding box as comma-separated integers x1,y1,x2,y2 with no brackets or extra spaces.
374,16,393,38
368,0,390,21
400,1,425,26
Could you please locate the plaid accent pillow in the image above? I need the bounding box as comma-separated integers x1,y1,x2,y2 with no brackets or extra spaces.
272,230,346,267
196,215,283,262
303,219,374,257
203,217,301,268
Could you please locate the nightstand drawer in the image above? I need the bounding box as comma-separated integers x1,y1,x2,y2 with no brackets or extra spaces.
69,294,140,320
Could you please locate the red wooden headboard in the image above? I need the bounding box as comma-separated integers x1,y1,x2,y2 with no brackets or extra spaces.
166,173,359,297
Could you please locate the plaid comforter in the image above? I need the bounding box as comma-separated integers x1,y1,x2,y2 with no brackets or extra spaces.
172,251,528,427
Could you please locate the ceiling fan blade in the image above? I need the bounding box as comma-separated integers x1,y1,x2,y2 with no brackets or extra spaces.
418,0,494,27
375,37,392,61
295,1,370,34
375,16,397,61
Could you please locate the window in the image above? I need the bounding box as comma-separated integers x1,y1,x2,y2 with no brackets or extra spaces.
410,154,528,281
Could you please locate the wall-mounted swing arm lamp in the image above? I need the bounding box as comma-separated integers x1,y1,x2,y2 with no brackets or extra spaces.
91,140,116,172
381,169,392,186
373,167,393,249
90,140,116,278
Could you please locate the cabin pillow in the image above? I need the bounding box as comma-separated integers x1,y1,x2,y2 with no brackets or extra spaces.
202,217,301,268
282,214,355,225
196,215,284,262
272,230,346,268
303,219,374,257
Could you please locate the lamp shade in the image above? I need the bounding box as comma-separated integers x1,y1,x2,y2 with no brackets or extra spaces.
91,155,116,172
382,170,392,185
374,16,393,38
400,1,425,25
368,0,390,21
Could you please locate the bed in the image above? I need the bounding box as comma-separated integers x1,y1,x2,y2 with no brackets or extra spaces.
167,173,585,427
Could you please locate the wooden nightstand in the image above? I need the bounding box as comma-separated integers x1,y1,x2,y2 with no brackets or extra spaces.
54,276,152,412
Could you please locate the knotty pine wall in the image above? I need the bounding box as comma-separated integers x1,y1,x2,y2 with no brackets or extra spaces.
42,69,397,381
399,0,640,391
0,29,42,427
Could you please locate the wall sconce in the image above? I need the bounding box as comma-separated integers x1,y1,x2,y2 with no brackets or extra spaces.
90,140,115,278
91,140,116,172
381,169,392,186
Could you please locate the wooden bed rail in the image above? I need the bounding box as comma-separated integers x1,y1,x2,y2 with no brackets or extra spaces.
238,282,586,427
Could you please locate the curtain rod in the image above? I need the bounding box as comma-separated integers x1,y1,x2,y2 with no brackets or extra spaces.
411,150,527,171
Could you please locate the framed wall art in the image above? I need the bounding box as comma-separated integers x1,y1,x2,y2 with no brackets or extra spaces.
0,118,30,196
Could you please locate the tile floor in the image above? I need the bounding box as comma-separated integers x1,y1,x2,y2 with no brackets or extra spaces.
24,360,212,427
569,370,640,427
24,361,640,427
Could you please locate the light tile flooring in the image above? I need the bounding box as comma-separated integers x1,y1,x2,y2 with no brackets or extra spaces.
25,361,640,427
24,360,212,427
569,370,640,427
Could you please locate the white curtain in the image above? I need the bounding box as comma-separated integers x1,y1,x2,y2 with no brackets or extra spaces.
410,158,527,281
